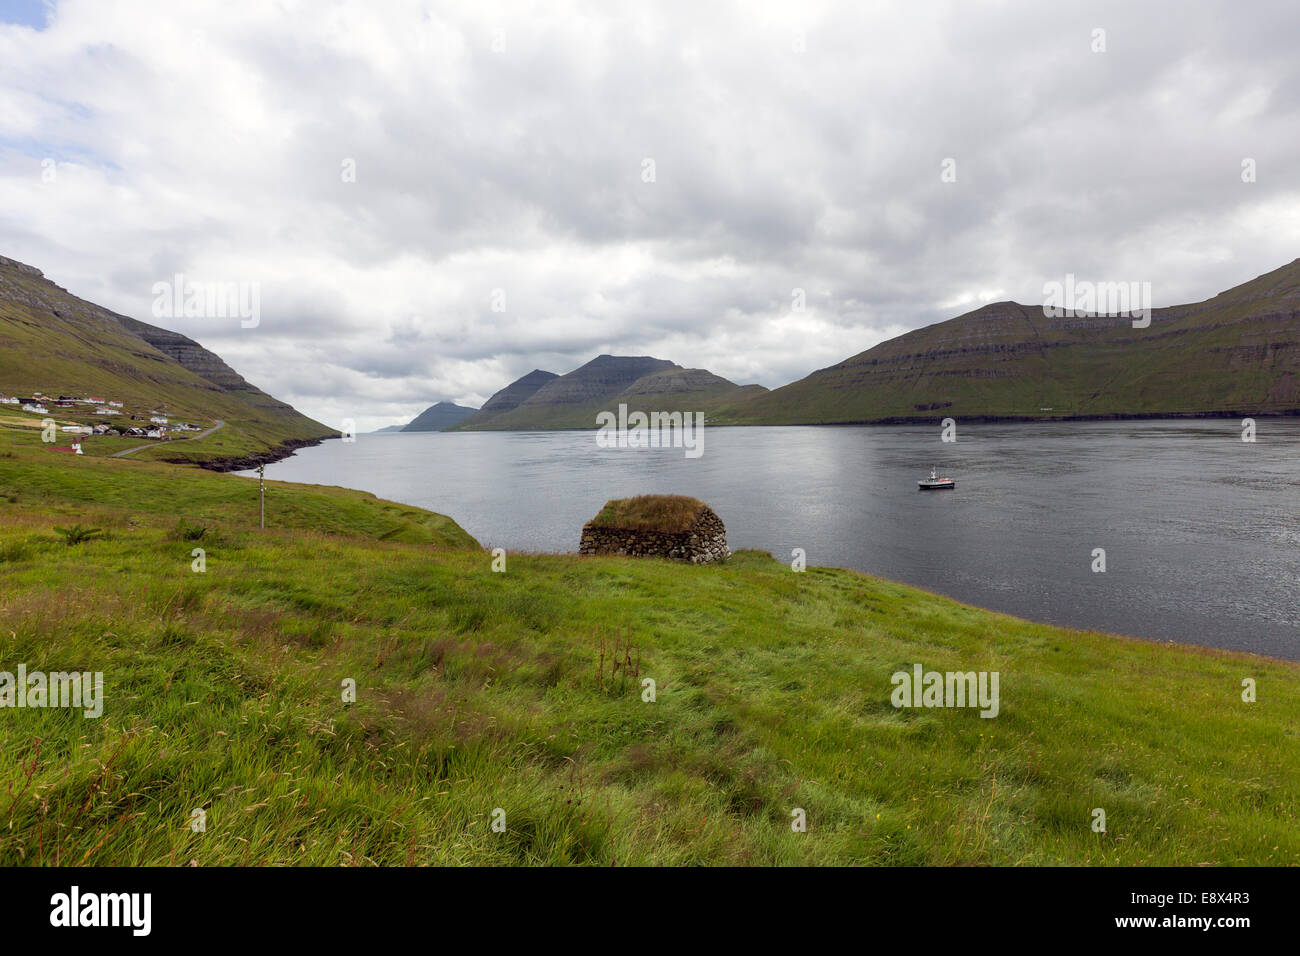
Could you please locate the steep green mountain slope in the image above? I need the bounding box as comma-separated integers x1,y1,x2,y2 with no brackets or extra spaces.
718,260,1300,424
460,368,558,425
455,355,766,430
0,255,335,464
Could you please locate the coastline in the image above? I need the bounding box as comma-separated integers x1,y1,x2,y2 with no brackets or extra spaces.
243,435,1297,664
172,433,339,473
448,408,1300,432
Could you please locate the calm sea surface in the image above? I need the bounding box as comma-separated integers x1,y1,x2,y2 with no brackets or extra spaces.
244,421,1300,659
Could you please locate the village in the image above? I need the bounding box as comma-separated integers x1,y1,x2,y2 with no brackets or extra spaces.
0,390,206,451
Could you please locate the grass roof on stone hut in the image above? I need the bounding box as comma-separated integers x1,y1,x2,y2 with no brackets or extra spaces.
588,494,708,533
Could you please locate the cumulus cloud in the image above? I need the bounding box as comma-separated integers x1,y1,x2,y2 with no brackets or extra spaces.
1,0,1297,430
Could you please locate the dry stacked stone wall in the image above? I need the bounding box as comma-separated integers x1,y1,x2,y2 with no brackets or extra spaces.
579,505,731,564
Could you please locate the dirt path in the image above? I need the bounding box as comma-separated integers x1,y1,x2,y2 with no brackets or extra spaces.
110,419,225,458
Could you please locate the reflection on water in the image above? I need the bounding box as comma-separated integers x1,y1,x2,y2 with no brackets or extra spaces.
246,420,1300,659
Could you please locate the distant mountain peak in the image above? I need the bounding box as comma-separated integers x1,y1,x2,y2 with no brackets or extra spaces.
401,401,478,432
453,354,761,430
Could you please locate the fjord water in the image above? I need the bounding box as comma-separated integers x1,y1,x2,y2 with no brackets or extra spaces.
246,421,1300,659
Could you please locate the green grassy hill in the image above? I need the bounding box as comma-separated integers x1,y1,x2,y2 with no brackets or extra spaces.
0,255,336,465
1,429,1295,866
717,260,1300,424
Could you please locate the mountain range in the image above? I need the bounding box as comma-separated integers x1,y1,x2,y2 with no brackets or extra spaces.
449,355,766,430
5,253,1298,452
446,261,1297,430
713,259,1300,424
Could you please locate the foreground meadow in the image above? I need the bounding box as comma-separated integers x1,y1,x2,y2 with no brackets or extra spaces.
0,432,1296,865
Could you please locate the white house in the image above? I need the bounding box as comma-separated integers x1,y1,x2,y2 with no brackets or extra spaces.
149,416,168,424
0,396,17,404
145,427,165,439
107,400,124,407
96,407,122,415
22,403,48,414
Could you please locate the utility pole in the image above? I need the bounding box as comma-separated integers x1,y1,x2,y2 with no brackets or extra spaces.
259,463,265,529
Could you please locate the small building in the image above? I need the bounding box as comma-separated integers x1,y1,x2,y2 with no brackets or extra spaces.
21,403,48,414
149,416,168,424
579,495,731,564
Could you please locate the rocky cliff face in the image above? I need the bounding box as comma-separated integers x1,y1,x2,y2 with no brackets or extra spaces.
112,315,264,395
0,255,296,410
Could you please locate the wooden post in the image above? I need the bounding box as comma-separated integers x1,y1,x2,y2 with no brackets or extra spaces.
259,463,265,529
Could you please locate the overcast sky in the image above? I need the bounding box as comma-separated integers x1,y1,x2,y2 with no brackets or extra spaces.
2,0,1298,430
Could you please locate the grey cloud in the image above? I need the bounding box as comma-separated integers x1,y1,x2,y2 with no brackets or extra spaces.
1,0,1297,428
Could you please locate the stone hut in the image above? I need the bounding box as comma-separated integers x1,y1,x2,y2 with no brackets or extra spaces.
579,495,731,564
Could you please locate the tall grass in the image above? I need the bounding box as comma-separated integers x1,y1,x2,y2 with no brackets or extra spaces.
0,432,1297,865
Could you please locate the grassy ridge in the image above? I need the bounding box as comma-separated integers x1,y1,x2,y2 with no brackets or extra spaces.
0,257,335,464
0,433,1297,865
715,260,1300,424
0,433,477,550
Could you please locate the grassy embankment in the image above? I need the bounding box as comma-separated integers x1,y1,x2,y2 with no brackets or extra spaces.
0,427,1297,865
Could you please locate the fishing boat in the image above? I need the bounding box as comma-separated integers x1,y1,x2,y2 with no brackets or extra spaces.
918,467,955,490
